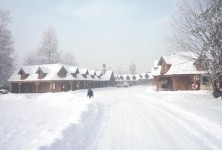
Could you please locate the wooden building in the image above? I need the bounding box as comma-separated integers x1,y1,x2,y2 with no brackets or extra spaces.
151,52,212,91
8,64,115,93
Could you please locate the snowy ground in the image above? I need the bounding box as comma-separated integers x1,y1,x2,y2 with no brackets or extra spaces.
0,86,222,150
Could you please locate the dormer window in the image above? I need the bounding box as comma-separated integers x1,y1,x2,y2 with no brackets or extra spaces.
70,68,79,78
145,74,149,79
36,67,47,79
126,76,130,80
132,76,136,80
120,76,123,80
158,57,171,75
18,69,29,80
71,73,77,78
38,72,46,79
57,67,68,78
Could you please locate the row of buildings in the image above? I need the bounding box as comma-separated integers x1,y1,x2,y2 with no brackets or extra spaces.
8,64,116,93
8,51,212,93
115,73,153,86
8,64,152,93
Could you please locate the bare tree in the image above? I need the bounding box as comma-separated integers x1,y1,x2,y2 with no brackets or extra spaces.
37,27,59,64
0,8,14,87
59,51,78,66
117,64,124,74
23,51,39,65
171,0,222,97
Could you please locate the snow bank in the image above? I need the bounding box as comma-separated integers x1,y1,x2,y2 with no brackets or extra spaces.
0,91,93,150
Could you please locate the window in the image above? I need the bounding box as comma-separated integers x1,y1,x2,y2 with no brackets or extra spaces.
19,69,29,80
203,76,209,85
50,83,56,89
161,79,169,88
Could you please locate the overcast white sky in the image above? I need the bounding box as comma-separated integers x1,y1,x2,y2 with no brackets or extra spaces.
1,0,174,73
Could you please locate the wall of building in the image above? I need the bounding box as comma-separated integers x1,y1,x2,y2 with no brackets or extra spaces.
173,76,193,91
155,77,173,91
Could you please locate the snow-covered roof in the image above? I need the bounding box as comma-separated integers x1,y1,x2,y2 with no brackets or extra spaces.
101,70,113,80
115,73,153,81
151,66,161,77
154,52,206,76
11,65,41,82
139,73,153,80
8,64,114,82
153,60,159,68
96,70,102,76
161,56,171,64
88,70,96,76
79,69,88,75
64,65,79,74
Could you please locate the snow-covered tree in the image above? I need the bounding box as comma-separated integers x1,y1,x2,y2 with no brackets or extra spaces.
0,8,14,87
59,52,78,66
37,27,59,64
129,62,136,74
171,0,222,97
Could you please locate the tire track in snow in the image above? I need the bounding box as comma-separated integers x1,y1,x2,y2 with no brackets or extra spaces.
135,94,222,149
95,92,159,150
130,95,206,150
95,88,203,150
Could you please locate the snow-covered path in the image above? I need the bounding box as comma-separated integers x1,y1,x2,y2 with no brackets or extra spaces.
93,87,222,150
1,86,222,150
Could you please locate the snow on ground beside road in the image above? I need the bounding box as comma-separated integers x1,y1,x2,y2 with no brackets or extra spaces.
0,90,95,150
0,86,222,150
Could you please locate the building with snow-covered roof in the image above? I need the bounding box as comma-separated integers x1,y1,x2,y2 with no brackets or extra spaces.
8,64,116,93
152,52,211,91
115,72,154,86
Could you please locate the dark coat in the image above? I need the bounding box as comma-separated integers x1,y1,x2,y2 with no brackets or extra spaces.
87,89,94,98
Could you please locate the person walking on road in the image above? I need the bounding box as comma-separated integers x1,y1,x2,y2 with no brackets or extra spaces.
87,88,94,98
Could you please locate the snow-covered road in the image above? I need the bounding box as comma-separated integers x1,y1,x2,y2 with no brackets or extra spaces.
1,86,222,150
93,87,222,150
